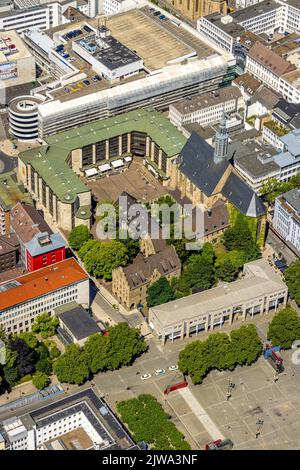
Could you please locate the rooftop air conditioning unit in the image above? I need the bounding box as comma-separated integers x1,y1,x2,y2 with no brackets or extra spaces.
221,15,233,24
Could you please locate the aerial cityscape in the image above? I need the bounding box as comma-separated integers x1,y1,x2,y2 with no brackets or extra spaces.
0,0,299,455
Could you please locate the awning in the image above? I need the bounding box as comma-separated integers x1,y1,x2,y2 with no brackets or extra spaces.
124,156,132,162
98,163,111,172
85,168,98,177
111,159,124,169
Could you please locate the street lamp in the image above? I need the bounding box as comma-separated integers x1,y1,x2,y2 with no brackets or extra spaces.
255,419,264,438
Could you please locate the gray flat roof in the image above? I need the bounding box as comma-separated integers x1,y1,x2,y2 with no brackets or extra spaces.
55,302,102,340
231,0,280,23
280,189,300,215
150,259,287,327
204,13,245,37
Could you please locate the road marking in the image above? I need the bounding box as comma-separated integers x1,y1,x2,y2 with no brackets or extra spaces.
178,387,224,441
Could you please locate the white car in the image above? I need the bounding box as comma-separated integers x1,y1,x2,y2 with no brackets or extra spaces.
168,365,178,371
140,373,152,381
155,369,166,376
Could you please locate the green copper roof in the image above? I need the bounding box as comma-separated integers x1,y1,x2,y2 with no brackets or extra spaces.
19,109,186,204
0,171,33,211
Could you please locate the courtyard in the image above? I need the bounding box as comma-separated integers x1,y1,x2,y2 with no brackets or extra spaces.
85,159,168,205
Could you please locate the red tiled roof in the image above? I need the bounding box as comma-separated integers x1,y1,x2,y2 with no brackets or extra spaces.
0,258,88,311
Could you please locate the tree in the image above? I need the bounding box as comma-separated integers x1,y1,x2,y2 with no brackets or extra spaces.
180,253,215,293
79,240,129,280
260,174,300,203
117,394,190,450
107,323,148,369
9,338,38,377
68,224,91,250
18,332,38,349
32,371,50,390
147,277,176,308
3,366,19,389
215,250,246,282
49,346,61,360
267,307,300,349
32,313,59,339
83,334,112,374
36,357,52,375
178,325,262,384
230,324,262,365
284,261,300,305
53,344,89,385
223,218,261,262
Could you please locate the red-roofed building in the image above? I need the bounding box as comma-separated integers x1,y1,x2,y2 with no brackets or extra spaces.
0,258,89,334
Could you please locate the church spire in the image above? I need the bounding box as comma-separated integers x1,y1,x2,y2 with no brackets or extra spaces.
214,110,229,164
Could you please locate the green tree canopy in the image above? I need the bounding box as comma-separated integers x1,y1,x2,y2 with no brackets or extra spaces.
32,371,50,390
215,250,247,282
17,332,39,349
79,239,129,280
53,344,89,385
147,277,176,308
84,323,147,374
179,325,262,384
284,261,300,305
117,394,190,450
223,217,261,262
267,307,300,349
260,173,299,203
32,313,59,339
68,224,91,251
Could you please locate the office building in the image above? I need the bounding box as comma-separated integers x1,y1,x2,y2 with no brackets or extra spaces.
169,86,243,129
233,128,300,192
273,188,300,254
10,202,66,271
149,259,288,342
0,388,137,450
0,258,89,334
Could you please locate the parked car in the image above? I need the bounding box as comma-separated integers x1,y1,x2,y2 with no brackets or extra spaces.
140,373,152,381
155,369,166,376
168,365,178,371
153,11,161,16
159,15,167,20
92,75,101,81
83,79,90,85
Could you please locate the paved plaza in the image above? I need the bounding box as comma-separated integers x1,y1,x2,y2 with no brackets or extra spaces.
91,311,300,450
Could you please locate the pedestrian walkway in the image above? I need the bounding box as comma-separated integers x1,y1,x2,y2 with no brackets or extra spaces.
178,387,224,441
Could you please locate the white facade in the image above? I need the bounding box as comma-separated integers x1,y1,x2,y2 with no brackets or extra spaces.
0,1,76,33
102,0,138,16
198,1,300,56
197,16,236,54
246,57,300,104
235,0,263,8
273,189,300,252
0,277,89,334
37,55,234,136
72,38,143,81
169,93,243,128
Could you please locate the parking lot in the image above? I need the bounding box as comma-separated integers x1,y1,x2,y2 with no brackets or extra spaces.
86,159,168,205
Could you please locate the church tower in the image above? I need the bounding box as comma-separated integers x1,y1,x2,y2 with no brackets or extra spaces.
214,111,229,164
